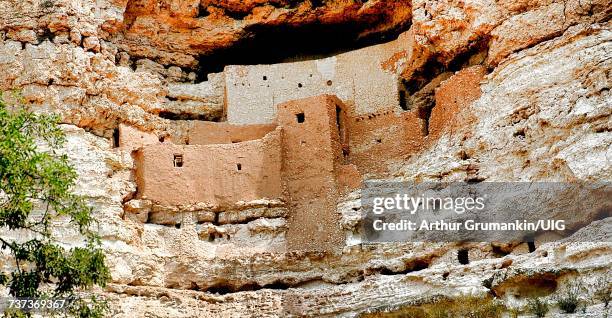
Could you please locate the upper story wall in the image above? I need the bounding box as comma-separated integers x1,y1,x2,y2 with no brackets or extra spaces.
278,95,349,183
225,31,411,125
187,121,277,145
134,129,282,207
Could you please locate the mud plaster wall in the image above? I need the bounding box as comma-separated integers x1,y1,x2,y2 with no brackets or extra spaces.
349,110,425,176
347,66,486,176
278,95,348,251
134,129,282,206
224,31,411,125
187,121,277,145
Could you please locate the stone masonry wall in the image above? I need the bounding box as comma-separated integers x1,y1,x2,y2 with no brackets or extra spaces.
224,31,411,124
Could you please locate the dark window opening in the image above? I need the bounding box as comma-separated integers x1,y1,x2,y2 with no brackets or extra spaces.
175,223,181,229
298,83,303,88
112,128,120,148
159,135,165,142
296,113,305,123
326,80,333,86
376,138,382,143
336,106,344,135
527,241,536,253
237,163,242,171
263,75,267,81
399,90,409,111
173,154,184,167
458,249,469,265
232,140,241,143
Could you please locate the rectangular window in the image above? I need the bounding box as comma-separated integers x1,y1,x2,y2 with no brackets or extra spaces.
296,113,305,123
173,154,184,167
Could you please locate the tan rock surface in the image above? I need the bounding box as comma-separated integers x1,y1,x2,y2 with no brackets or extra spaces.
0,0,610,317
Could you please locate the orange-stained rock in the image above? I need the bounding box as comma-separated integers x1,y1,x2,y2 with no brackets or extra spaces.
117,0,412,68
118,123,160,152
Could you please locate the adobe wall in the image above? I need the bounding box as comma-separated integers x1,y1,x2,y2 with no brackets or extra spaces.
349,110,425,176
347,66,486,176
187,121,277,145
225,31,411,125
134,129,283,207
277,95,348,251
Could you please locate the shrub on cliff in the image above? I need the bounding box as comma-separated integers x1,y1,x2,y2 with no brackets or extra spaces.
527,298,549,317
0,94,110,317
557,282,580,313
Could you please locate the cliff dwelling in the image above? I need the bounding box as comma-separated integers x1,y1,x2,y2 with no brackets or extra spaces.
121,30,486,252
2,0,610,315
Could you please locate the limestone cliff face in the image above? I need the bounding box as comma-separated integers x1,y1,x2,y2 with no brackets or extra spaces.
0,0,610,317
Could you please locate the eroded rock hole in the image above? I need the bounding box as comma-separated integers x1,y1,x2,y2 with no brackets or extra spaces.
158,110,219,121
458,249,470,265
514,128,526,139
528,241,536,253
196,21,411,80
206,283,234,295
112,128,120,148
197,5,211,18
204,279,293,295
379,259,430,275
399,89,409,111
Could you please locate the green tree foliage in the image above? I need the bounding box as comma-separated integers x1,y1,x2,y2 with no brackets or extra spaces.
0,94,110,317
